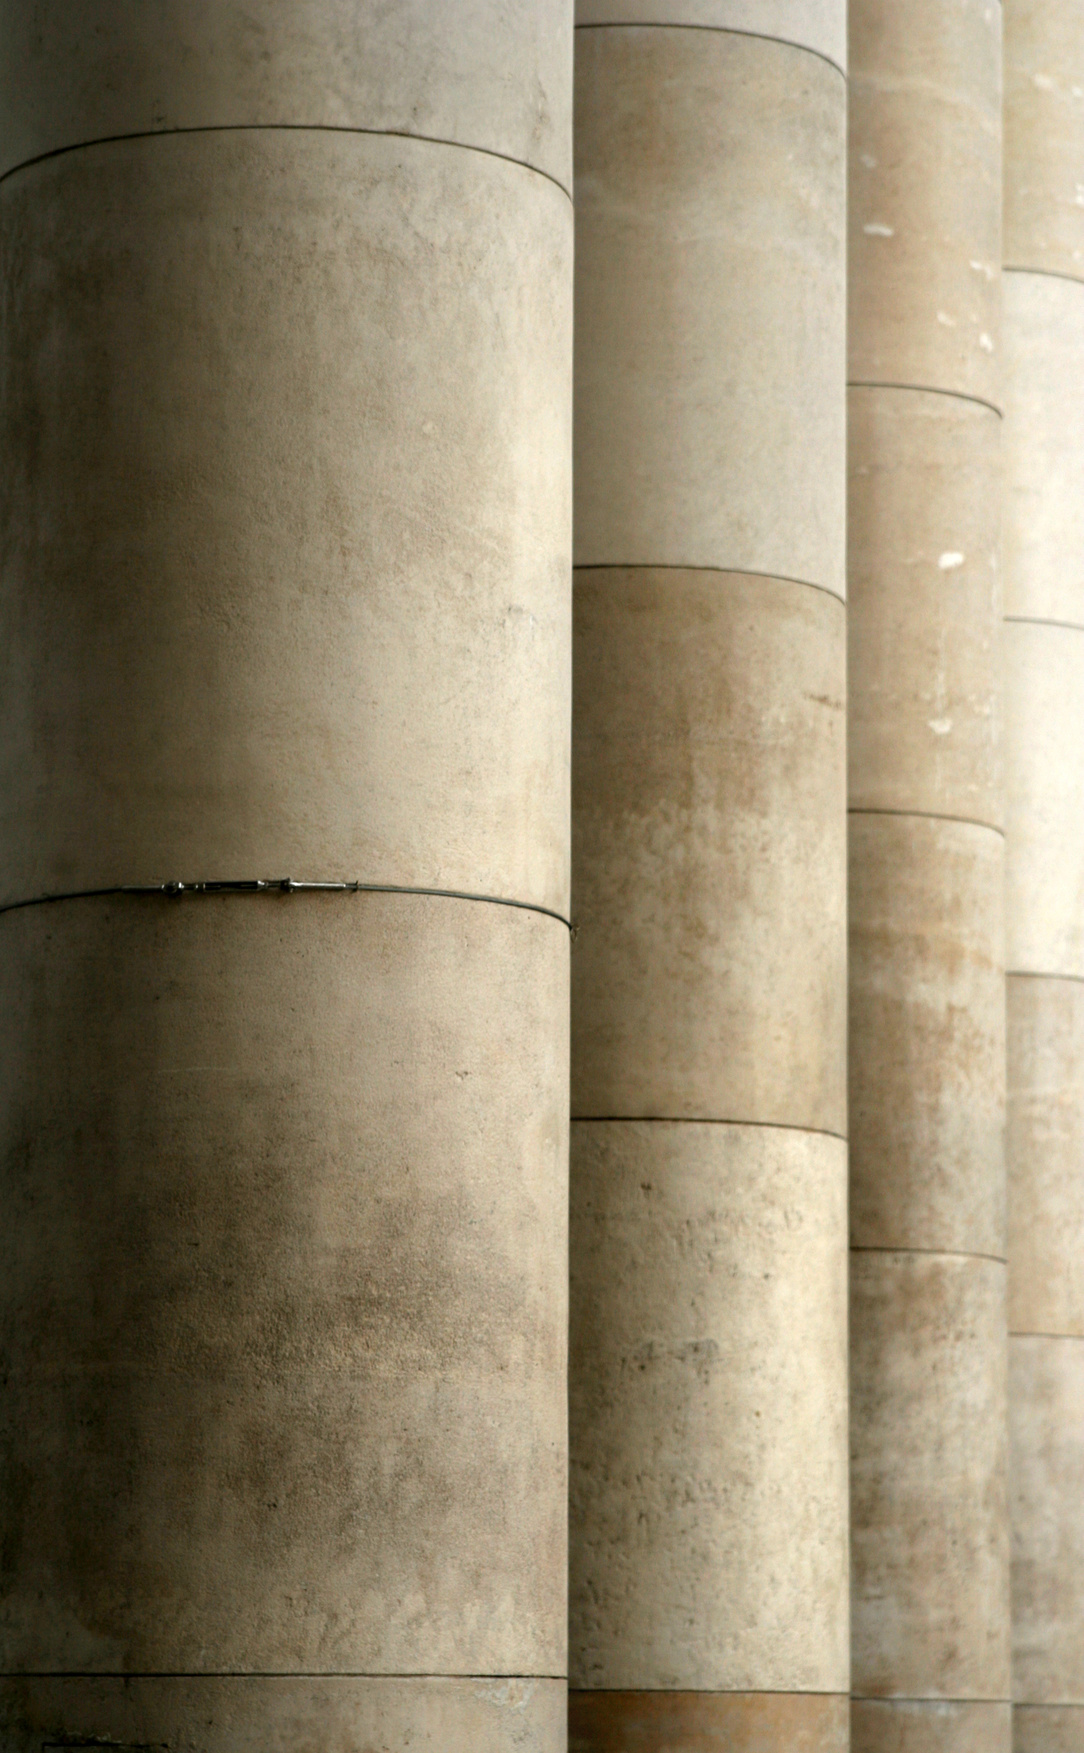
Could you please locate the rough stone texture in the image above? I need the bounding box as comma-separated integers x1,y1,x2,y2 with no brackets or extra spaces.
574,2,846,72
1002,271,1084,627
0,893,568,1675
848,387,1003,828
849,0,1002,403
1005,624,1084,981
573,26,845,592
1003,0,1084,279
852,1699,1012,1753
848,813,1006,1258
850,1251,1011,1703
1009,1337,1084,1707
0,130,572,912
1007,975,1084,1338
569,1121,849,1693
0,1674,567,1753
1014,1705,1084,1753
572,569,846,1130
569,1690,850,1751
0,0,573,190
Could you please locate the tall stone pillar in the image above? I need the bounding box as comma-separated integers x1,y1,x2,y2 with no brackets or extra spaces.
568,6,849,1749
1003,6,1084,1749
0,8,572,1751
848,4,1010,1751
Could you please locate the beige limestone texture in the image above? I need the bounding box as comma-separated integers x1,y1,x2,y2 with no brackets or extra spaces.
849,0,1002,404
1003,271,1084,627
848,813,1006,1257
574,1,846,72
1009,1336,1084,1706
573,26,845,592
1004,0,1084,278
0,130,571,913
1014,1705,1084,1752
852,1699,1012,1753
572,569,845,1130
1005,624,1084,980
848,387,1003,827
0,1675,567,1753
0,0,573,190
1007,975,1084,1338
569,1120,849,1693
569,1690,850,1751
0,892,568,1675
850,1251,1011,1703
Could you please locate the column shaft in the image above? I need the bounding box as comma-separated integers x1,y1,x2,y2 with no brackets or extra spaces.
1003,3,1084,1747
0,8,573,1749
848,1,1011,1749
569,7,849,1749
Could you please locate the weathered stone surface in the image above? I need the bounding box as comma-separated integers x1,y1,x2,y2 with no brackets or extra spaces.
849,813,1006,1257
1014,1704,1084,1753
850,1251,1011,1702
0,893,568,1675
0,1675,567,1753
852,1699,1012,1753
572,569,846,1131
0,130,572,913
849,0,1002,403
0,0,573,189
1003,271,1084,628
570,1689,849,1751
574,26,845,592
848,387,1002,827
1009,1336,1084,1706
1004,0,1084,279
570,1120,848,1693
1005,624,1084,981
1007,975,1084,1338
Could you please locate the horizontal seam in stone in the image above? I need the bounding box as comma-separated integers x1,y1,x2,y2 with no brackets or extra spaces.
848,380,1003,419
572,1116,846,1141
848,806,1005,838
0,881,571,931
0,121,573,204
1014,1701,1084,1710
569,1687,850,1698
1008,968,1084,985
1004,263,1084,289
0,1671,569,1682
851,1244,1007,1265
574,562,844,604
853,1696,1012,1707
1005,614,1084,636
1010,1331,1084,1342
574,22,845,80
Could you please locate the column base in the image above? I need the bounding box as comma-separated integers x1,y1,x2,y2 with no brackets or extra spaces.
851,1699,1011,1752
568,1690,848,1750
1014,1705,1084,1753
0,1675,566,1752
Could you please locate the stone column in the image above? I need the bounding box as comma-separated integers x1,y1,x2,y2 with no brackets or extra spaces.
568,6,849,1749
848,4,1010,1751
0,8,572,1751
1003,5,1084,1750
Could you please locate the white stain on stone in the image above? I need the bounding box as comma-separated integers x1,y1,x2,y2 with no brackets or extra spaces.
864,222,894,237
937,311,957,326
928,718,954,736
939,552,965,570
979,333,994,352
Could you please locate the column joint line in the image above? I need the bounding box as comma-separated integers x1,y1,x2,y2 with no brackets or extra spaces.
0,121,574,204
1010,1331,1084,1342
851,1244,1007,1266
0,1671,570,1682
1005,614,1084,636
1004,263,1084,289
849,806,1004,838
848,380,1002,418
574,561,843,604
574,22,845,79
853,1696,1012,1707
573,1115,846,1141
1008,968,1084,986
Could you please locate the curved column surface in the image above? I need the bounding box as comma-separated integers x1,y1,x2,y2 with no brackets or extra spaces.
570,13,848,1750
848,1,1009,1747
0,9,573,1752
1003,8,1084,1746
